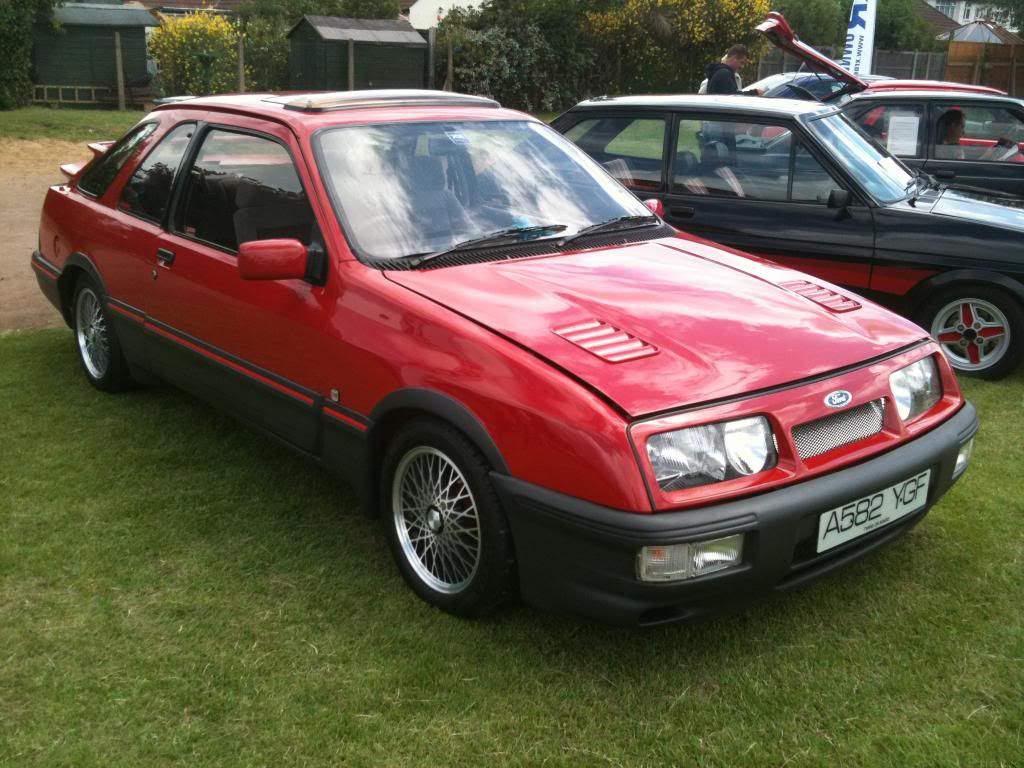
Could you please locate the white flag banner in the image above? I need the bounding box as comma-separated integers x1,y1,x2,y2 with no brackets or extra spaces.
839,0,878,76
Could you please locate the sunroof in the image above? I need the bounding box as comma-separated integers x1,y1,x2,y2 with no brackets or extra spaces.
264,90,500,112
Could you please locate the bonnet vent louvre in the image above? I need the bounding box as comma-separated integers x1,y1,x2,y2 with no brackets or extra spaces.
780,280,861,313
552,320,658,363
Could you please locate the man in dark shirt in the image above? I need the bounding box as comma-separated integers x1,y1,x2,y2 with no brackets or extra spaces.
701,45,751,95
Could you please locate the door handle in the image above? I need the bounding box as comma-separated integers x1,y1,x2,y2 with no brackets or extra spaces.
933,170,956,180
156,248,176,267
670,205,696,218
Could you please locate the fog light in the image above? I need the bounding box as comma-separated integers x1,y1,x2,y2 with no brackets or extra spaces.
954,438,974,479
691,534,744,577
637,534,744,582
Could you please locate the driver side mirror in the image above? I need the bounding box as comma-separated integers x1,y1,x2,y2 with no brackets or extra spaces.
238,238,309,281
827,189,851,209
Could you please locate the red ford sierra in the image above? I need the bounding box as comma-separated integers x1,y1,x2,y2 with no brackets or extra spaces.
32,91,978,626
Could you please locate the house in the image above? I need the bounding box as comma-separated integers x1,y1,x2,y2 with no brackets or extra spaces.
924,1,1017,32
288,16,428,90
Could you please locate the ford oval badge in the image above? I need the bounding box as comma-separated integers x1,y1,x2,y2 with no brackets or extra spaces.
824,390,852,409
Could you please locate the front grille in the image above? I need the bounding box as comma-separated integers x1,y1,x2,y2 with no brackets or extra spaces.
792,398,886,460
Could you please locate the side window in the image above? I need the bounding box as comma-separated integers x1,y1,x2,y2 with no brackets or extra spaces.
78,123,158,198
118,123,195,223
176,129,315,252
673,118,792,201
563,116,666,190
933,105,1024,162
851,103,925,158
792,144,841,203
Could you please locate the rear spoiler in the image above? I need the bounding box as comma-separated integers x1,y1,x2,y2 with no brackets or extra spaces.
60,140,114,181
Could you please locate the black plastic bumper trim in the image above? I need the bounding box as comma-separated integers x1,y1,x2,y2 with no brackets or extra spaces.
494,401,979,626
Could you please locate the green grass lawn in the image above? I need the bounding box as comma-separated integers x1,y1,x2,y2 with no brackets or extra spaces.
1,329,1021,767
0,106,144,143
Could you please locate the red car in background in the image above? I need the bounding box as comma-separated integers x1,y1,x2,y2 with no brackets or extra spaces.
759,12,1024,196
32,90,977,625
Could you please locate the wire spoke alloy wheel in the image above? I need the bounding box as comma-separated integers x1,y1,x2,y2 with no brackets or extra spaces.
392,446,482,594
932,298,1011,372
76,287,110,380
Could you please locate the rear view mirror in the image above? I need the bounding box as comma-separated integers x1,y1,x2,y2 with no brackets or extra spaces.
827,189,851,209
643,198,665,217
238,239,308,281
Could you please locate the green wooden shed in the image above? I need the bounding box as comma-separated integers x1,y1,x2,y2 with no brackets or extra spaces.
32,2,158,105
288,16,428,91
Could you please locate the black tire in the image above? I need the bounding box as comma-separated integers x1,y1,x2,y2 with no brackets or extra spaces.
71,275,133,392
380,417,516,617
916,284,1024,380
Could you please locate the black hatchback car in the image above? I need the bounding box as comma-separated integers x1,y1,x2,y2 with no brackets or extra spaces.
552,94,1024,379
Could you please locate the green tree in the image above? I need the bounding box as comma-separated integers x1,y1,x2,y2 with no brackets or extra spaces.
773,0,844,45
0,0,56,109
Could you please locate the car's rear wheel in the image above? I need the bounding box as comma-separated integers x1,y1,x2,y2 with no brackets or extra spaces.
73,276,132,392
918,286,1024,380
381,418,515,617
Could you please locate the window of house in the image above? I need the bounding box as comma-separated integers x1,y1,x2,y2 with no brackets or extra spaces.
78,122,158,198
176,130,315,252
118,123,195,223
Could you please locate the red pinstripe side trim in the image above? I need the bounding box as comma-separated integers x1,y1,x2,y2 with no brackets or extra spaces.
107,302,144,323
324,407,368,432
31,260,59,280
147,324,316,407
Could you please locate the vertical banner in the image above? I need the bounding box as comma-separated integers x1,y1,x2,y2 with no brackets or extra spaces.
839,0,878,75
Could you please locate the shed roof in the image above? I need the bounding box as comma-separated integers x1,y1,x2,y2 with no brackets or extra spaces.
51,2,159,27
938,20,1024,44
289,15,426,46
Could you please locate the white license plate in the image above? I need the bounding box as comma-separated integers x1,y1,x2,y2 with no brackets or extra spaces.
816,470,931,553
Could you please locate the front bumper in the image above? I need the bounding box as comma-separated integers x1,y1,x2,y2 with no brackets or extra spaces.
494,401,979,626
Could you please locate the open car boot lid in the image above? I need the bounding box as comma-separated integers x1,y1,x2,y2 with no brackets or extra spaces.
756,12,869,99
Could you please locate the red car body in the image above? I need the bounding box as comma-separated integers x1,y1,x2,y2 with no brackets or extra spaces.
32,91,978,625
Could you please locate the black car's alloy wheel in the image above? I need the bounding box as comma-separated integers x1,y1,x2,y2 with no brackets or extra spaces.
919,285,1024,380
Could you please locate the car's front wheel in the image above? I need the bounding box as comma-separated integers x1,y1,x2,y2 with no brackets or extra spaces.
918,285,1024,380
72,276,132,392
381,418,516,617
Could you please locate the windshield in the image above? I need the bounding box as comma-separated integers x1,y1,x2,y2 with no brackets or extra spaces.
315,120,652,261
807,114,915,203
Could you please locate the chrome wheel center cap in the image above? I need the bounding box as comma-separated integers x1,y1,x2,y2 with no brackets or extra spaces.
426,507,443,534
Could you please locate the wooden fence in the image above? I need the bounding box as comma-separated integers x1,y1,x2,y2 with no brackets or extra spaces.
945,41,1024,95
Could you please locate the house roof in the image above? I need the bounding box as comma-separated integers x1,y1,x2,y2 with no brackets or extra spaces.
939,20,1024,44
289,15,427,46
51,3,159,27
912,0,959,35
141,0,251,12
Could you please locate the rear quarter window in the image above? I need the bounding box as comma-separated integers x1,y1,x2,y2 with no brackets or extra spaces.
78,122,158,198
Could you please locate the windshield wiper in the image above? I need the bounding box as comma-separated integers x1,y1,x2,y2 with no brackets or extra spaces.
409,224,568,267
555,215,659,249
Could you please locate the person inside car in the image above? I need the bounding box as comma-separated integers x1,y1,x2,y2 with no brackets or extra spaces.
935,108,967,160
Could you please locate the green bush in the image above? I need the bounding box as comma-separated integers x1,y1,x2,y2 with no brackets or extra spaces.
0,0,54,110
149,12,241,97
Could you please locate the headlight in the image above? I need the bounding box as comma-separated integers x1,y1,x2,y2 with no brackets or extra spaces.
646,416,776,492
889,357,941,421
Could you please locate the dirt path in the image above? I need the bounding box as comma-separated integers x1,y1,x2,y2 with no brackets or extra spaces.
0,139,90,332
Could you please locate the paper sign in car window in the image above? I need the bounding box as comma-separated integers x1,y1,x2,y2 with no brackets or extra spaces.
886,115,921,157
